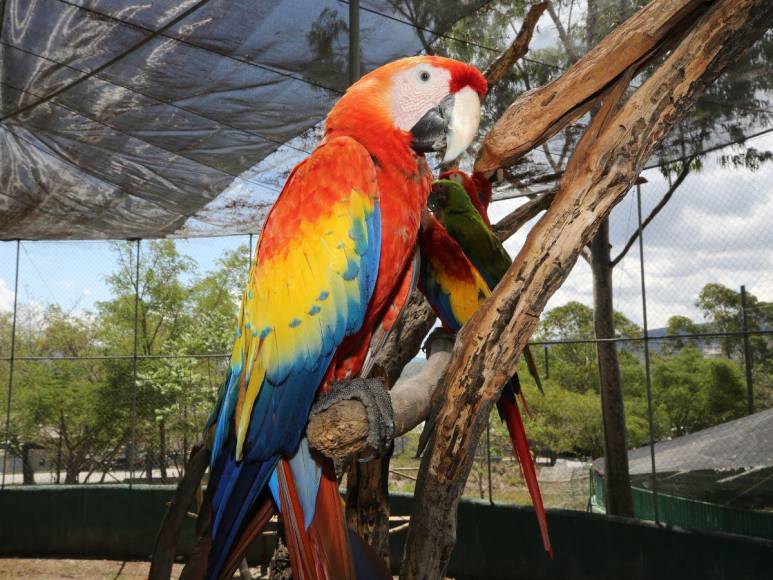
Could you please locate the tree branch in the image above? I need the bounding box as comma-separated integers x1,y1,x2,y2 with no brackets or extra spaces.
402,0,772,577
610,159,694,267
492,190,555,241
483,2,548,84
307,334,453,463
546,0,580,62
474,0,710,173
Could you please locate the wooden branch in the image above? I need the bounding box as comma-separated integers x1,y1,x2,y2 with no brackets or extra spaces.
474,0,709,173
402,1,772,577
492,190,555,241
307,334,454,464
483,2,548,84
610,160,694,267
371,291,436,386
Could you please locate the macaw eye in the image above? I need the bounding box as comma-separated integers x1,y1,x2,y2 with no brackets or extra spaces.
419,70,431,82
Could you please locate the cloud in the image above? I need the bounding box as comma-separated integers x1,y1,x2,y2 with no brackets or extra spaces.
489,133,773,329
0,278,13,312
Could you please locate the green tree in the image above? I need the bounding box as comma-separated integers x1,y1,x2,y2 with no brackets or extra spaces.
652,346,746,436
535,301,640,393
665,314,701,351
99,240,196,481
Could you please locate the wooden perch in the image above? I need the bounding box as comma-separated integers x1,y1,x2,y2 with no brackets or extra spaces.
492,189,555,241
474,0,710,173
149,444,209,580
402,0,773,577
308,333,453,463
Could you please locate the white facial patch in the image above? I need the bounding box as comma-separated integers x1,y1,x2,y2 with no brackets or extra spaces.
443,86,481,163
391,65,452,132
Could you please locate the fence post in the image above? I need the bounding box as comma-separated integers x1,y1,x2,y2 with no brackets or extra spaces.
1,241,20,489
636,183,659,524
543,345,549,379
129,239,141,488
348,0,361,85
486,415,493,504
740,285,754,415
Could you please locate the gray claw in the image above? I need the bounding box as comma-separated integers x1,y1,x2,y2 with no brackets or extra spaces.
310,377,394,460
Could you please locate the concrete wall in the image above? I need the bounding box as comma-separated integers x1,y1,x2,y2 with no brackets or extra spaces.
2,486,772,579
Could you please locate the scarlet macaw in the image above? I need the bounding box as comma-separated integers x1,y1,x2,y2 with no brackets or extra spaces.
199,57,487,580
419,177,553,557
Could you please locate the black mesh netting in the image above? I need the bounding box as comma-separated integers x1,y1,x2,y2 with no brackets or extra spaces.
0,0,488,239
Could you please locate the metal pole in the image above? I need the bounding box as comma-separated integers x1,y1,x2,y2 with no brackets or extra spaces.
741,285,754,415
2,240,20,489
486,415,493,504
248,233,254,269
129,239,141,488
544,345,549,380
636,184,659,523
348,0,361,86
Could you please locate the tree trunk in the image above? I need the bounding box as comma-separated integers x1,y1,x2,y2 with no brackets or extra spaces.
20,443,36,486
159,419,168,483
345,449,392,563
65,457,79,484
590,221,634,517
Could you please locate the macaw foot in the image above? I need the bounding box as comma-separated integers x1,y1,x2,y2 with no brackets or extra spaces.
310,377,394,460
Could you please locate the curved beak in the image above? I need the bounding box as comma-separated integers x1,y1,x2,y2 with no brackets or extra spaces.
428,182,448,215
410,86,481,162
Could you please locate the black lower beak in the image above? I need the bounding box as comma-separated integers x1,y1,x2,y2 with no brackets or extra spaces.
427,192,441,214
410,94,455,154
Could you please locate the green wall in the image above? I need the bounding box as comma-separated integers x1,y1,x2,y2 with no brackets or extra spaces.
2,486,772,579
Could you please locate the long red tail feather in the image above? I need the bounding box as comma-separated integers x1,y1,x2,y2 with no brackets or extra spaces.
277,460,317,579
277,457,356,580
218,497,276,580
497,395,553,558
308,460,357,580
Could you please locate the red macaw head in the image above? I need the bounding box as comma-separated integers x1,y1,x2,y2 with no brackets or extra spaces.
439,169,494,227
326,56,487,163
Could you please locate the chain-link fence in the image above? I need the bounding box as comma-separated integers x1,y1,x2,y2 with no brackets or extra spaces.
1,133,772,541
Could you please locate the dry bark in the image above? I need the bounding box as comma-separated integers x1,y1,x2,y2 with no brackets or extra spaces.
402,0,773,577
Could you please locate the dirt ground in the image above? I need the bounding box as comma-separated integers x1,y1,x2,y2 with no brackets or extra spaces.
0,558,269,579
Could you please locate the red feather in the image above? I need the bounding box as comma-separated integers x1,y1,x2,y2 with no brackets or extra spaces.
497,396,553,558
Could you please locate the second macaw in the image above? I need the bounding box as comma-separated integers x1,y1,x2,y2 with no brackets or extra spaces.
419,177,552,557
